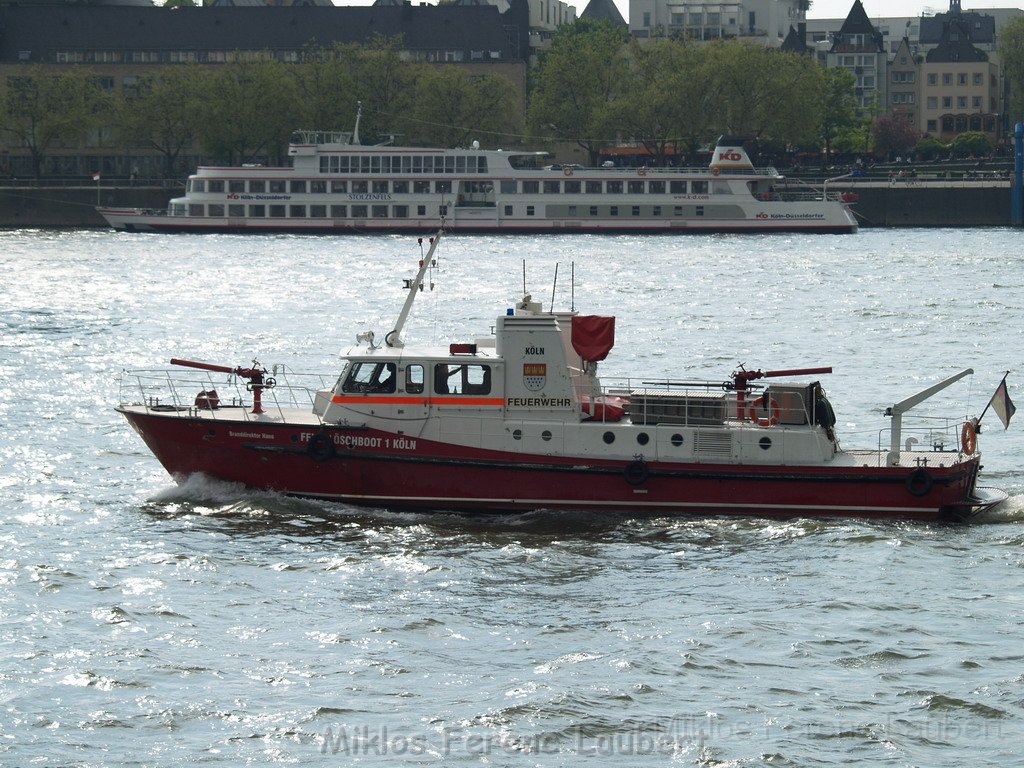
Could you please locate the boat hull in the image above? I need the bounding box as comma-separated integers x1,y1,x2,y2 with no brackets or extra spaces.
120,409,987,521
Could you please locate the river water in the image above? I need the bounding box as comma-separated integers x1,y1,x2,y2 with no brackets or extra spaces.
1,228,1023,766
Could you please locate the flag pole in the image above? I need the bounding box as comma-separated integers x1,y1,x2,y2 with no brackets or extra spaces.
976,370,1010,425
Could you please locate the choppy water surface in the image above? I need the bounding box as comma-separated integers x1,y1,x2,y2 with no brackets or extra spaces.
1,229,1023,766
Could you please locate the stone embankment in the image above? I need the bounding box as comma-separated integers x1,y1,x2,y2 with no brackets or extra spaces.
0,184,178,228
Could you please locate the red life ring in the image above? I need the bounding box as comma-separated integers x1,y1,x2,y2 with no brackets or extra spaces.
563,166,573,177
712,167,721,176
960,419,977,454
748,395,779,427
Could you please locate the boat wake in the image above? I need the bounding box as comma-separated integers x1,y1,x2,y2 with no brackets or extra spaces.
974,491,1024,523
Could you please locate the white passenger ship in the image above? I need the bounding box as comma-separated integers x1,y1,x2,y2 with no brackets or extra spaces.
99,129,858,234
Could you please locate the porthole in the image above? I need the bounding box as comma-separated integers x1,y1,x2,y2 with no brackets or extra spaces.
541,430,552,442
512,429,522,440
637,432,650,446
603,431,615,444
759,436,772,451
670,433,684,447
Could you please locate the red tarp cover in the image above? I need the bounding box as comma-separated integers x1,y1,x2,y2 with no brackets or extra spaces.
572,315,615,362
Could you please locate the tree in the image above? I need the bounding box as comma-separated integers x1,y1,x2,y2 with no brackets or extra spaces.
608,38,712,166
0,65,108,179
406,66,521,148
999,17,1024,122
527,19,628,164
915,136,948,160
291,44,358,131
951,131,993,157
871,113,919,159
194,58,298,164
819,67,858,162
114,65,208,178
702,42,823,147
335,37,418,144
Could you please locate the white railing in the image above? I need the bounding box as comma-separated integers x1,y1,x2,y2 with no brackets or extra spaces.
118,365,334,422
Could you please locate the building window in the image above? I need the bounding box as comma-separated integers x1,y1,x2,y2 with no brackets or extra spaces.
958,73,967,85
942,96,952,108
942,73,952,85
928,73,937,85
973,72,983,86
927,96,937,109
957,96,967,108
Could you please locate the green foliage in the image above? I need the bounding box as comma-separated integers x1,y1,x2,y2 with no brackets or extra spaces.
405,66,520,148
527,19,628,163
915,136,948,160
0,65,108,178
335,36,419,144
819,67,858,160
951,131,993,157
114,65,208,177
999,17,1024,121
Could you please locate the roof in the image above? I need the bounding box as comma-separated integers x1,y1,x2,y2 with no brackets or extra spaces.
0,4,528,61
580,0,625,26
925,15,989,62
829,0,884,53
780,25,810,54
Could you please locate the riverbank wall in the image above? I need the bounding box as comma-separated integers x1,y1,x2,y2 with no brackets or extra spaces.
0,180,1017,229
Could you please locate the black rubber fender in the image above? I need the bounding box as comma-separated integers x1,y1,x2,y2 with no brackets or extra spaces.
624,459,649,486
906,467,933,497
307,431,336,462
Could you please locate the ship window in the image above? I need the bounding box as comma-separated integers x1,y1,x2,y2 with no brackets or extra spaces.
337,156,350,173
433,363,491,395
360,156,371,173
400,156,412,173
674,206,682,216
170,203,186,216
523,181,539,194
330,205,347,217
478,157,488,173
628,180,644,194
191,180,205,193
331,180,348,193
435,180,452,194
501,180,517,194
504,205,513,215
405,364,424,394
188,204,204,216
371,156,381,174
250,180,266,193
290,180,306,193
269,180,286,193
372,181,388,194
413,156,423,174
590,206,598,215
372,205,388,218
648,180,665,194
393,205,408,218
439,204,448,216
632,206,640,216
696,206,704,217
691,181,708,194
543,181,560,194
670,181,686,193
456,156,466,173
352,181,368,193
526,205,535,216
568,205,577,216
393,180,409,193
653,206,661,216
229,180,245,193
310,205,327,218
208,180,224,193
607,181,623,193
249,205,265,217
414,181,430,193
320,157,329,173
712,181,731,195
311,180,327,194
585,181,602,194
228,204,245,217
208,204,224,217
351,205,367,218
417,205,426,216
444,157,455,174
343,362,397,394
289,205,306,217
565,180,581,193
610,206,618,216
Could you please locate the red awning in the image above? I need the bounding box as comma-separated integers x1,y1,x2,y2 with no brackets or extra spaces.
571,315,615,362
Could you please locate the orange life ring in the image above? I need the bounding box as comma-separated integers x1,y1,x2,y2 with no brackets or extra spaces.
637,167,647,176
960,419,977,454
712,167,721,176
748,395,779,427
563,166,573,177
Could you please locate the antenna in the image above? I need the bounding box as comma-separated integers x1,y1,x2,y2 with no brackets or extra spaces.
522,260,527,296
571,262,575,312
550,263,559,311
352,101,362,146
384,230,442,348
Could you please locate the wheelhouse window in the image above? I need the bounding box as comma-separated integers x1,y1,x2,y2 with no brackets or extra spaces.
405,364,424,394
342,362,397,393
433,363,491,395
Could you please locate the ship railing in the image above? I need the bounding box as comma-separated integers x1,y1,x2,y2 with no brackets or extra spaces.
118,366,335,421
593,165,780,177
868,418,974,466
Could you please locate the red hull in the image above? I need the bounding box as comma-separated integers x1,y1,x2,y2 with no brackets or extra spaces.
120,410,983,521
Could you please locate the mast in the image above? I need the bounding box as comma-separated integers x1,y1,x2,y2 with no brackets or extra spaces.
384,231,442,348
